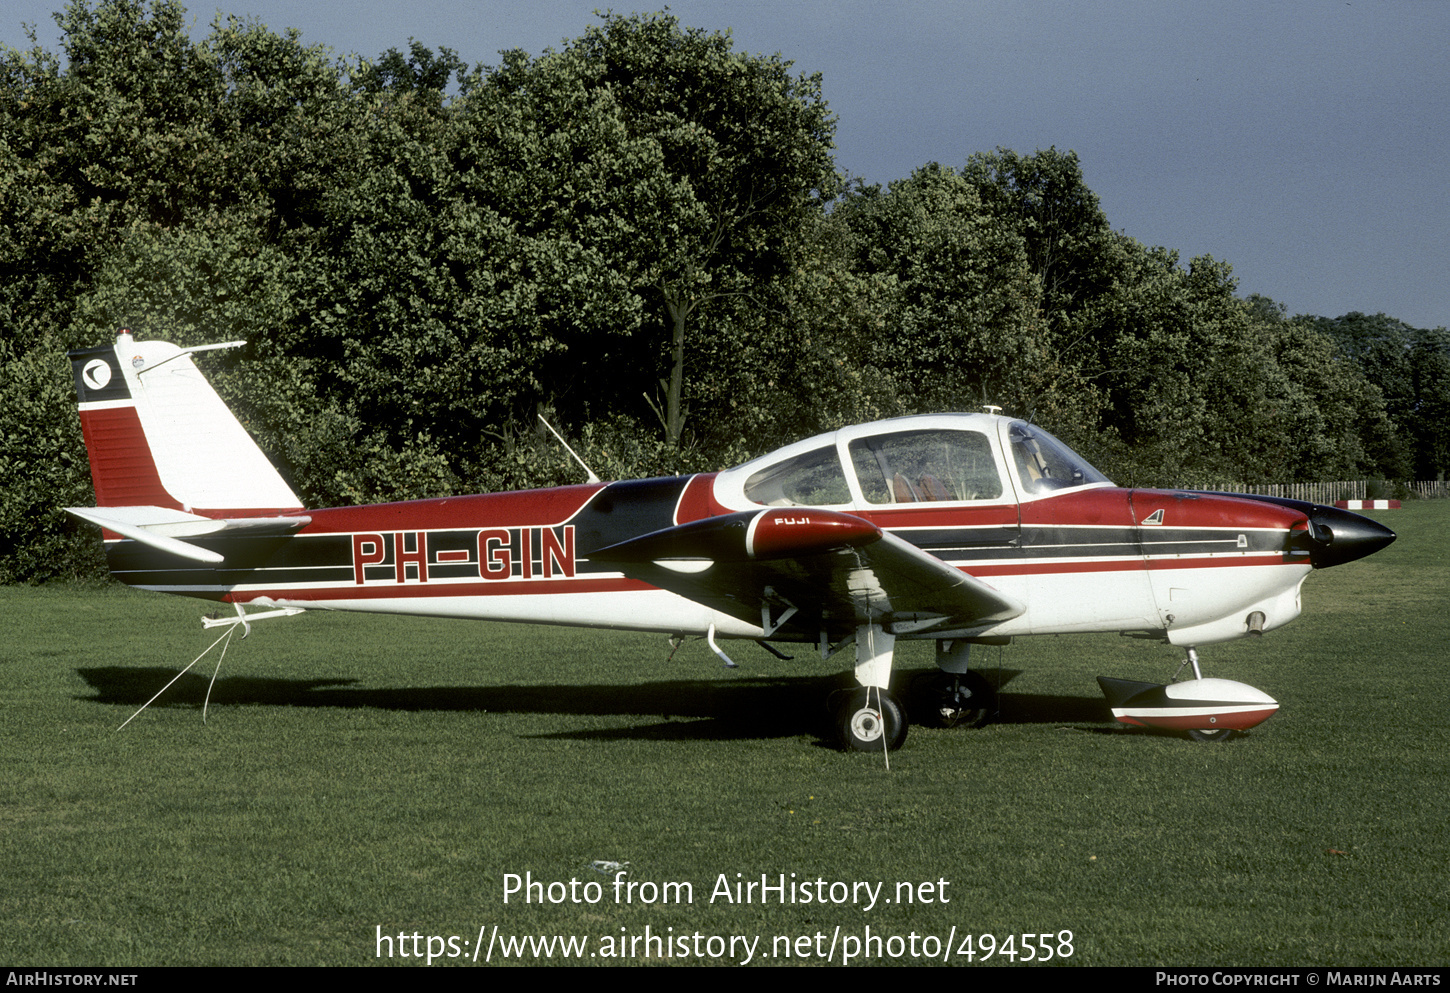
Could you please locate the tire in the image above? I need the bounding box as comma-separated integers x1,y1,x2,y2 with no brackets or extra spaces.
1186,727,1236,743
917,670,996,729
835,688,908,752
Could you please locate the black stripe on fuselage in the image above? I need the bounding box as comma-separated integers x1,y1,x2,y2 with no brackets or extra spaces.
906,524,1286,563
103,494,1293,595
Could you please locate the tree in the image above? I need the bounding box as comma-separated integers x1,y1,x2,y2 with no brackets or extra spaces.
683,205,901,459
1305,312,1450,478
457,13,839,446
0,0,245,579
833,165,1092,430
962,148,1116,344
1407,327,1450,479
354,39,466,101
1311,313,1414,423
1251,302,1392,482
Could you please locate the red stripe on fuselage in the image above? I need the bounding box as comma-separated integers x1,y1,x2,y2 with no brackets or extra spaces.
674,472,725,523
860,504,1020,529
299,484,608,534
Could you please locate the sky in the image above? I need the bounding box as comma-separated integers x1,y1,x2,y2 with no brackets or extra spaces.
6,0,1448,329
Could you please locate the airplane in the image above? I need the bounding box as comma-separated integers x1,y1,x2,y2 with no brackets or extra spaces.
66,330,1397,750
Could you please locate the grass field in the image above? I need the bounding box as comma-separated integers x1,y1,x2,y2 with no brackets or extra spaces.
1,504,1445,967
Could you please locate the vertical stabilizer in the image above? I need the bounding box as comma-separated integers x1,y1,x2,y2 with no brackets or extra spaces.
69,331,303,515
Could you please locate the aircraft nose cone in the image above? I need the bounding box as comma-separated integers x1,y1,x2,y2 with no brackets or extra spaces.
1304,505,1397,569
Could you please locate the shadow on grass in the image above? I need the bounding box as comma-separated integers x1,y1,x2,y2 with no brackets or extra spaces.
76,665,1117,743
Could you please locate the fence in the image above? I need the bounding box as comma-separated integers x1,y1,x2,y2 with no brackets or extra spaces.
1407,480,1450,500
1199,480,1448,502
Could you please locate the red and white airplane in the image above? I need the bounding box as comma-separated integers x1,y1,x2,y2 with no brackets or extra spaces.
68,331,1396,749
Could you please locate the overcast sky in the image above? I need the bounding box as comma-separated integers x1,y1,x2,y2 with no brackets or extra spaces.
7,0,1447,329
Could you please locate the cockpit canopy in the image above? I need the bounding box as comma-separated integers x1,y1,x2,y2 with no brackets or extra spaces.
718,414,1109,509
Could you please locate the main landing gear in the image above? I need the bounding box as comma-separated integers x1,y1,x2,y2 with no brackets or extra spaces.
833,624,908,752
918,638,997,730
917,670,997,729
831,631,996,752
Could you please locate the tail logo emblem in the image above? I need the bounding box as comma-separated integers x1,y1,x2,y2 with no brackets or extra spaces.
82,359,112,390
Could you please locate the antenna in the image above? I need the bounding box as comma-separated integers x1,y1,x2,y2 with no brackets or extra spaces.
538,415,601,484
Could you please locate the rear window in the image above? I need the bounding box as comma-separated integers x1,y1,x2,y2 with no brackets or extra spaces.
743,446,852,506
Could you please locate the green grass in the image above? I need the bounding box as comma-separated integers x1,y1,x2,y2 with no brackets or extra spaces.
1,504,1446,966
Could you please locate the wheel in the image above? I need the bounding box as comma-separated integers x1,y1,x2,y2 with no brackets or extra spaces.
916,670,996,729
835,688,908,752
1186,727,1236,743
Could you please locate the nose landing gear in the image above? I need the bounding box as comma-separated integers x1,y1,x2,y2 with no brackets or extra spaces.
1098,647,1279,742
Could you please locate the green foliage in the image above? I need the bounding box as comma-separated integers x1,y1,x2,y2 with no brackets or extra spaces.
962,146,1116,334
1310,312,1448,479
690,208,904,454
1405,328,1450,479
834,164,1095,429
0,1,1435,581
0,342,105,582
354,39,466,99
455,12,839,446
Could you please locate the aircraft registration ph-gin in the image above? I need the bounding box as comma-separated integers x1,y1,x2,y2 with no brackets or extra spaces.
68,332,1396,750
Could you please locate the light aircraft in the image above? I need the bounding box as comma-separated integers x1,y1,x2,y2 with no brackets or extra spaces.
67,331,1396,750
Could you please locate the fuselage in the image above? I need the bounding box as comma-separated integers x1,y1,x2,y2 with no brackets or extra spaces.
99,413,1374,649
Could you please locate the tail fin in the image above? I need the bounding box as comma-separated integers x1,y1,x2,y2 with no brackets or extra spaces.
69,331,303,515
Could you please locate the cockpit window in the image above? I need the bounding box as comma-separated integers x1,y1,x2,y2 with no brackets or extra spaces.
743,446,852,506
848,430,1003,504
1007,423,1108,494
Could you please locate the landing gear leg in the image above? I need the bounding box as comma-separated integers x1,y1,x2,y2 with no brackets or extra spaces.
834,624,907,752
919,639,997,729
1179,646,1234,743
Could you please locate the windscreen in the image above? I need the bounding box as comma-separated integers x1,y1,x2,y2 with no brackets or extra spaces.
1007,422,1109,494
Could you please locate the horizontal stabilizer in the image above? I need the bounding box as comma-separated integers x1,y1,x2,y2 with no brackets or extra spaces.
66,506,311,565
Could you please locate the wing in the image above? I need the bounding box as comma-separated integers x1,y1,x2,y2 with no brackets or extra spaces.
584,508,1024,640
